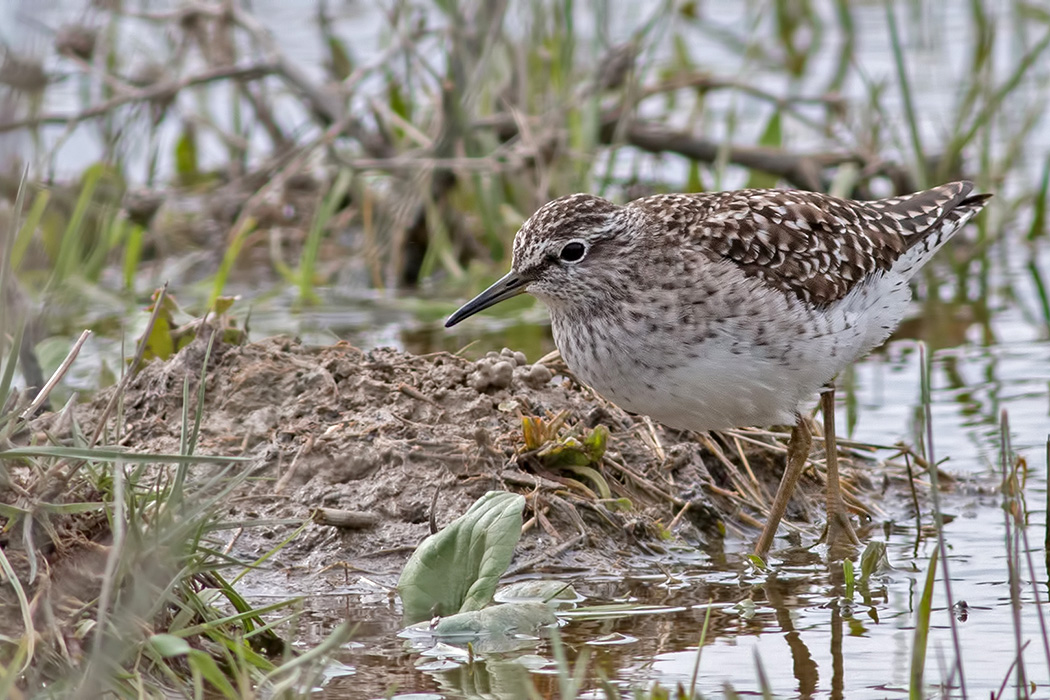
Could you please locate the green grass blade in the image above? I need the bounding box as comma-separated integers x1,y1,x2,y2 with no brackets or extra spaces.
229,519,310,586
11,189,49,270
258,621,354,688
298,169,353,304
910,547,939,700
50,166,102,287
951,29,1050,165
688,602,714,698
0,445,245,463
210,219,256,308
0,319,27,435
122,222,145,290
0,545,35,674
919,342,967,696
173,598,298,639
1027,157,1050,242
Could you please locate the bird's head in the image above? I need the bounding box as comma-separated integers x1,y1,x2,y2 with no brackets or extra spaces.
445,194,640,326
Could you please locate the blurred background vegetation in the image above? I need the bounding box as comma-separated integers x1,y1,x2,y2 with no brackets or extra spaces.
0,0,1049,696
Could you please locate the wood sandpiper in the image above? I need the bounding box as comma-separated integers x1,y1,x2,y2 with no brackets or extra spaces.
445,182,991,557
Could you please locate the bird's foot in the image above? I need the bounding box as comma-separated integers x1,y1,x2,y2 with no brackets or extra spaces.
822,505,861,560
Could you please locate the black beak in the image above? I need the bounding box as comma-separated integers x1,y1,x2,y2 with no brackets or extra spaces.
445,271,528,327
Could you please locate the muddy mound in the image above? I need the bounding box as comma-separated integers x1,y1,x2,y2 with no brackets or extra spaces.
64,334,872,578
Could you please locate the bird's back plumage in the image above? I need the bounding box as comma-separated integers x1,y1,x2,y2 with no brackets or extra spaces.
627,181,987,307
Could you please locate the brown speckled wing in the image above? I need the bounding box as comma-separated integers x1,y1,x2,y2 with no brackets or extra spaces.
628,182,980,306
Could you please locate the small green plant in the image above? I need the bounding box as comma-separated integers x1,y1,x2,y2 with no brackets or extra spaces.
520,411,613,499
139,290,246,364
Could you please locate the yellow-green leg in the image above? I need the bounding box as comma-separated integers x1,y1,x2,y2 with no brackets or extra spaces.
821,387,860,555
755,415,811,558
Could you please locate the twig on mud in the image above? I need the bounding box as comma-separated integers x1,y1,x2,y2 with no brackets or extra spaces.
398,382,438,405
500,470,567,491
667,500,690,530
222,526,244,556
18,329,91,420
731,433,767,499
428,486,440,535
735,510,767,531
274,435,313,494
601,455,685,507
535,502,563,540
637,416,666,463
700,433,769,515
313,508,380,530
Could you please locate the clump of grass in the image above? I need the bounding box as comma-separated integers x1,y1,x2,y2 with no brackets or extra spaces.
0,191,350,696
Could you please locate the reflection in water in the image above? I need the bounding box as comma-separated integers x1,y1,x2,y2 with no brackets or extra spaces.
763,575,819,699
828,564,846,700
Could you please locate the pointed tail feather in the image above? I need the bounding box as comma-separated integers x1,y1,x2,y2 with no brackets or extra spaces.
877,182,992,277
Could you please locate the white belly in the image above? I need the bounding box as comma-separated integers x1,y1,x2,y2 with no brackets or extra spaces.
551,272,912,431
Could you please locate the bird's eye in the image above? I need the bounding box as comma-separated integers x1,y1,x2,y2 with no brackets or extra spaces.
559,241,587,263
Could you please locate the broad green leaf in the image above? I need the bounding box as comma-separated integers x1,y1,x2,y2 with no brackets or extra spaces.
583,424,608,459
397,491,524,624
420,602,557,639
140,291,180,362
150,633,191,658
494,580,580,604
213,296,237,315
746,553,769,571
